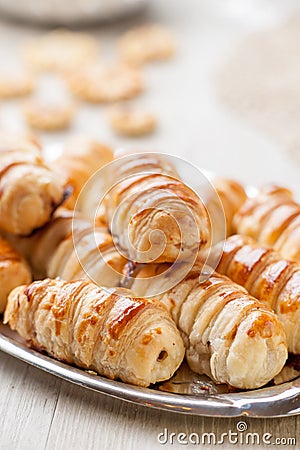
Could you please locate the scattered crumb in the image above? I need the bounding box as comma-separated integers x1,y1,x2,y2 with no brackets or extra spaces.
85,370,98,376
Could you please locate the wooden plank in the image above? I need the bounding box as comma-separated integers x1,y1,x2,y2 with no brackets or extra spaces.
0,351,61,450
0,350,299,450
45,380,299,450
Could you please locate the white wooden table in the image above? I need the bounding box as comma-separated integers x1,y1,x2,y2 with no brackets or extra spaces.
0,1,299,448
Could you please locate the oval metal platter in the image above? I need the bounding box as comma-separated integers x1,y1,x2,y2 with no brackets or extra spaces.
0,322,299,418
1,155,299,418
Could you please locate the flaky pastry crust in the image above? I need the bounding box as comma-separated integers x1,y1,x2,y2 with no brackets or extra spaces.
4,278,184,387
217,234,300,354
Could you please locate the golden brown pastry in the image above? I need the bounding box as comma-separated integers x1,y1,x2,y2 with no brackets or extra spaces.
0,133,66,235
23,29,98,72
48,216,126,287
217,234,300,354
23,100,75,131
4,278,185,387
104,153,211,264
130,265,287,389
212,178,247,236
6,209,76,278
118,24,175,65
0,72,34,99
8,209,126,288
66,63,143,103
233,185,300,262
108,104,157,137
0,236,32,313
52,136,113,209
0,131,42,153
7,206,287,388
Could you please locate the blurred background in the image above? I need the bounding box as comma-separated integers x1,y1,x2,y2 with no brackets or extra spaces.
0,0,299,192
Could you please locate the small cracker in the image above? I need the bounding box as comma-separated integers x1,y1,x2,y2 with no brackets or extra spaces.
23,29,98,72
0,73,34,99
109,104,157,136
66,63,143,103
23,100,75,131
118,24,175,65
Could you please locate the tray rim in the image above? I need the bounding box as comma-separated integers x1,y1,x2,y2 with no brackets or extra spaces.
1,324,299,418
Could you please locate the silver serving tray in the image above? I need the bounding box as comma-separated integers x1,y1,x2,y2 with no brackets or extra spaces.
1,161,299,418
1,322,299,417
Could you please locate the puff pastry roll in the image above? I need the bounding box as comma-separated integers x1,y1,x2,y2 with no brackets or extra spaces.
0,236,32,313
217,234,300,354
53,136,113,210
4,278,185,387
212,178,247,236
9,209,127,287
233,185,300,262
48,217,126,287
105,153,211,263
0,133,66,234
5,209,77,279
130,267,287,389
